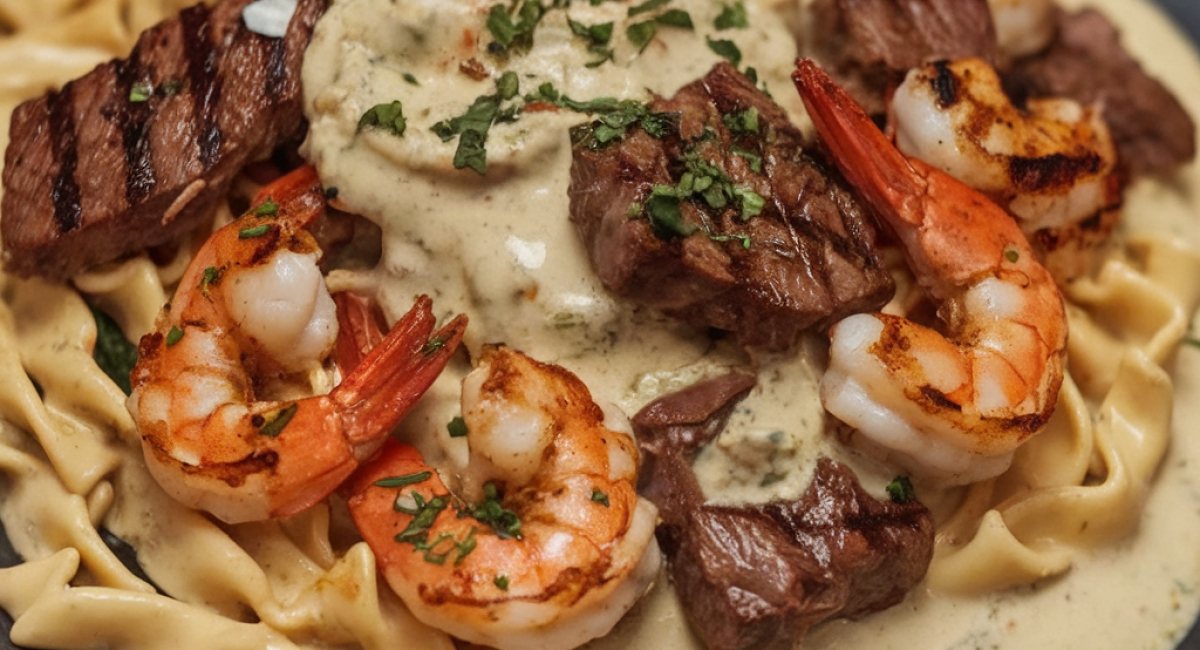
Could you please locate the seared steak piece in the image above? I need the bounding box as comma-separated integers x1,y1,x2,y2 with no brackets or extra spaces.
1,0,325,281
635,373,934,650
568,63,893,351
806,0,997,115
1002,8,1196,178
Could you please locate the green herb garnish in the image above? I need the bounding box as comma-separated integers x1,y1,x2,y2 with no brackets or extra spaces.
91,306,138,396
486,0,547,53
466,483,523,540
494,575,510,590
253,200,279,217
569,18,615,67
886,476,917,504
375,472,433,489
714,1,748,29
200,266,221,297
447,416,469,438
358,100,408,137
129,81,153,103
628,0,671,16
706,37,742,67
431,72,522,175
238,224,272,239
723,107,759,134
591,488,610,507
166,326,185,346
258,403,298,438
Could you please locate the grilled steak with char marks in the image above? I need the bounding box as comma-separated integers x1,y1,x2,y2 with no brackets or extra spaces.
568,62,893,352
635,372,934,650
1,0,325,281
806,0,997,115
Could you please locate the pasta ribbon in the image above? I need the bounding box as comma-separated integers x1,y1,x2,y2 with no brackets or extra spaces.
928,236,1200,594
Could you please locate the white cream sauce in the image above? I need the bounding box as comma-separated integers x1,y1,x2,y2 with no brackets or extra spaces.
297,0,1200,648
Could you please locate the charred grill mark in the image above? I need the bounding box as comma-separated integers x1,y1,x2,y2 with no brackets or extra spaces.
1008,152,1103,194
181,4,222,169
930,60,960,109
114,50,157,206
266,35,288,102
47,87,83,234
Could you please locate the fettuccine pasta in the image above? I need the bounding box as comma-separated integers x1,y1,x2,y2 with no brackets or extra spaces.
2,0,1200,649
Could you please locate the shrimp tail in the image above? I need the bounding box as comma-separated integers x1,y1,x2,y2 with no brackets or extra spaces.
792,59,926,229
333,292,388,373
251,164,326,229
793,58,1035,291
333,295,468,447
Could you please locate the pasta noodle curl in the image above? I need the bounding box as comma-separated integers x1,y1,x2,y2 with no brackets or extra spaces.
929,237,1200,593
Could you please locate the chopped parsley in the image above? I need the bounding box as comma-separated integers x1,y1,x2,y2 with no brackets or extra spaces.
566,97,677,149
200,266,221,297
447,416,469,438
465,483,523,540
1004,248,1021,263
402,73,420,86
165,326,185,346
238,224,272,239
643,189,697,239
253,199,279,217
494,575,510,590
627,0,671,17
90,306,138,396
129,81,154,103
710,233,752,249
421,336,447,355
358,100,408,137
723,107,759,134
568,18,615,67
707,36,742,67
431,72,522,175
486,0,547,54
375,472,433,489
626,4,694,53
714,1,748,30
654,8,694,29
257,403,298,438
590,488,610,507
886,476,917,504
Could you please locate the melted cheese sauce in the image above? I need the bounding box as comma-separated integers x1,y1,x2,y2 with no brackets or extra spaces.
301,0,833,494
300,0,1200,648
2,0,1194,648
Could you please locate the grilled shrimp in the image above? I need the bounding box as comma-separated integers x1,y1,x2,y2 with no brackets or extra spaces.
889,58,1121,279
344,345,661,650
128,165,467,523
793,60,1068,485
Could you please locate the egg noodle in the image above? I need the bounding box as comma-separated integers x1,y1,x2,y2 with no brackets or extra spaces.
2,0,1200,649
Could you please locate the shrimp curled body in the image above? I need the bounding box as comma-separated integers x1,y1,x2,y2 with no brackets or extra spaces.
129,165,466,523
793,60,1068,485
344,345,661,650
889,58,1121,280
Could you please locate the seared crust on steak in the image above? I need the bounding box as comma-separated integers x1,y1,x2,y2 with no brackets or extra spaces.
1003,8,1196,178
807,0,997,115
568,63,893,351
635,373,934,650
1,0,325,281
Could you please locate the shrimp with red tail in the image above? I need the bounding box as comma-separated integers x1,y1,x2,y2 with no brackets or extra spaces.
343,345,661,650
128,165,467,523
793,60,1068,485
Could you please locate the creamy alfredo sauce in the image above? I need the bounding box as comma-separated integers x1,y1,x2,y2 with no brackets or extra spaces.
298,0,1200,649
